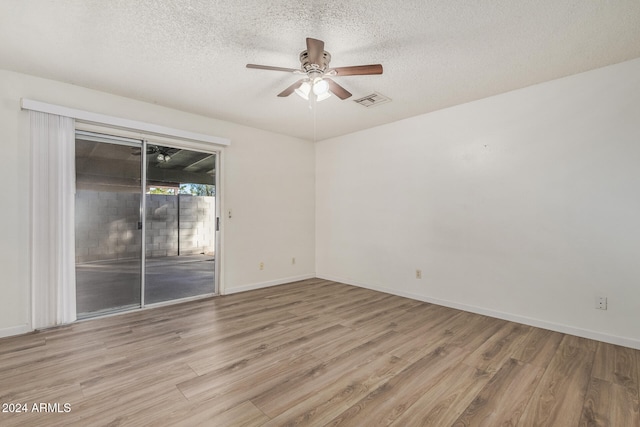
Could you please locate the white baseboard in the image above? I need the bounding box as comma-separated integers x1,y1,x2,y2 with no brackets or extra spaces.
317,274,640,350
223,274,316,295
0,323,32,339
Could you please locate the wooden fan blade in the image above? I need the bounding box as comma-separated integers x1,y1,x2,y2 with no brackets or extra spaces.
246,64,299,73
306,38,325,65
325,78,352,100
278,79,306,97
329,64,383,76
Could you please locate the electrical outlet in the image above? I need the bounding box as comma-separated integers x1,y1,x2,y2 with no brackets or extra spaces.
595,296,607,310
259,262,264,270
416,269,422,279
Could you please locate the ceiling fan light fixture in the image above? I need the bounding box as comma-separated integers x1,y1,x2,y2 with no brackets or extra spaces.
156,153,171,163
312,78,329,95
316,91,331,101
295,81,311,100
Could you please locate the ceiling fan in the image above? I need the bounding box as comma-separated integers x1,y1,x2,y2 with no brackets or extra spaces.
131,145,174,163
246,37,383,101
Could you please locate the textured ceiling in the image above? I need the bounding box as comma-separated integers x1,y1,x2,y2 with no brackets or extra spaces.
1,1,640,141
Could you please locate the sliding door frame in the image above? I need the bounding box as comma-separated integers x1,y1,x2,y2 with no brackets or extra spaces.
142,138,221,306
140,140,148,307
75,125,224,316
75,130,145,317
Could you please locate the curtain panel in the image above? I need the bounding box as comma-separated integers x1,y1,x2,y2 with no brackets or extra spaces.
30,111,76,328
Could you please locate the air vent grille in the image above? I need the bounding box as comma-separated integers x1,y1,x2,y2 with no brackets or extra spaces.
353,92,391,107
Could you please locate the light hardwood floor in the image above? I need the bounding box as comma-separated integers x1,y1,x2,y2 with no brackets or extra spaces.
1,279,638,426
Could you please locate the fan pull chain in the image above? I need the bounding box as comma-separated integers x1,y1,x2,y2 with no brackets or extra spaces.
312,96,316,142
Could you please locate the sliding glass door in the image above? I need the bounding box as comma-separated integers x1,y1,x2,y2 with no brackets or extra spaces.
75,132,218,318
144,144,217,304
75,132,143,316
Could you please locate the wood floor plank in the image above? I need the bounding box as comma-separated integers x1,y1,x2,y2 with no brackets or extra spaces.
1,279,639,427
637,353,640,426
591,342,639,392
184,324,352,393
176,326,395,403
391,303,457,335
580,377,612,427
0,337,108,382
512,327,565,368
325,344,469,426
176,351,319,405
0,335,45,357
79,361,197,401
67,386,189,427
562,334,599,352
324,293,398,322
173,401,269,427
388,364,492,427
185,319,345,376
462,321,531,374
388,308,464,363
1,354,128,402
338,296,424,330
452,358,544,426
581,343,640,427
1,409,75,427
518,337,596,427
437,310,506,351
261,353,411,427
172,353,322,420
250,330,414,418
579,377,640,427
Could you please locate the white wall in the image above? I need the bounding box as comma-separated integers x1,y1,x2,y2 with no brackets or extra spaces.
0,69,315,337
3,59,639,347
316,58,640,348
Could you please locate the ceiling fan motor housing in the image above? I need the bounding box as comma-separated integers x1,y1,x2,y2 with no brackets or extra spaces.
300,49,331,77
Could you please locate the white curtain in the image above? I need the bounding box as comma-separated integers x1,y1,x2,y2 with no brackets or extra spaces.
30,111,76,328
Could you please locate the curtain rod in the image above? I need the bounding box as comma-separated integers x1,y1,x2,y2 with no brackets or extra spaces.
21,98,230,146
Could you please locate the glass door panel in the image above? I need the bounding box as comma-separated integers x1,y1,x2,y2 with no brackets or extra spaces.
75,133,143,317
144,144,216,304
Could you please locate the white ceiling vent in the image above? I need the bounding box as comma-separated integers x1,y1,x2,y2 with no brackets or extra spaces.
353,92,391,107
